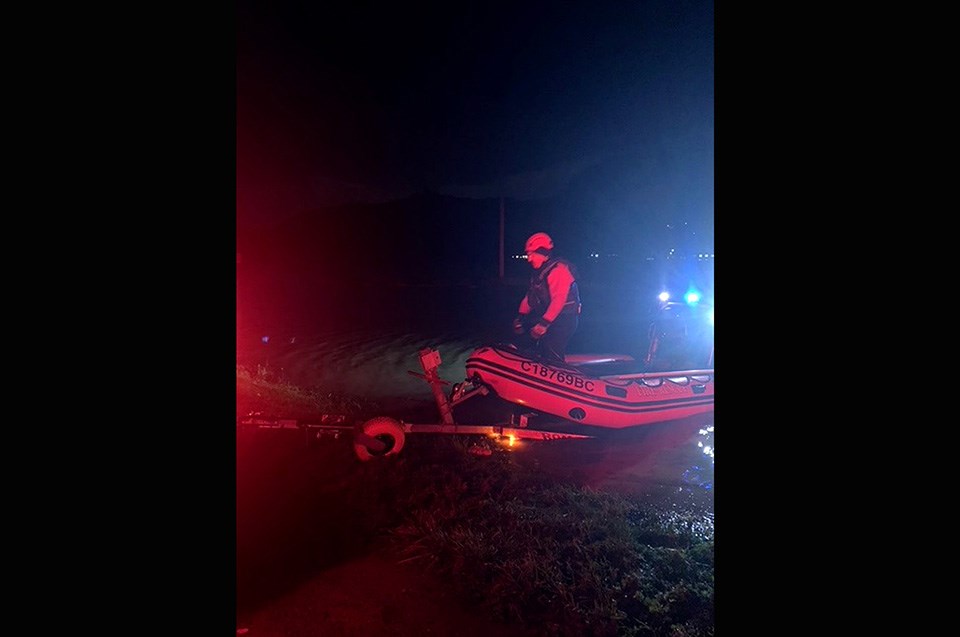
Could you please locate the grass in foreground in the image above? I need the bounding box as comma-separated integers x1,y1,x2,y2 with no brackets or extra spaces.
237,365,713,637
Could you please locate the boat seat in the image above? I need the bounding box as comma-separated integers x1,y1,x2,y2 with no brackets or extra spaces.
563,354,646,378
564,353,636,366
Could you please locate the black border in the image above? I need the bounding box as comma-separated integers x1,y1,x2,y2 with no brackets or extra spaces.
76,5,238,632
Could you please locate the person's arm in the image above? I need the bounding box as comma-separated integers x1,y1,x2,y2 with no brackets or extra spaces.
514,293,533,334
518,294,532,316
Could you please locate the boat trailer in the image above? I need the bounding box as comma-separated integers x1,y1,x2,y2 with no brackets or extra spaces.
238,347,593,461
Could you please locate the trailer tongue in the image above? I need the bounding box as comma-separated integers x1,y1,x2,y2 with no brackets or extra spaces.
238,347,593,461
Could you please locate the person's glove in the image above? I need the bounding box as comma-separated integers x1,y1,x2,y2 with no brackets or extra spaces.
512,316,525,335
530,320,550,339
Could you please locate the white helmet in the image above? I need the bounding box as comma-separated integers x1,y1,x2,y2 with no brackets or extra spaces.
525,232,554,253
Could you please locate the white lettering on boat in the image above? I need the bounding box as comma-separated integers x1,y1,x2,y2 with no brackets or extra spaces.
519,361,595,391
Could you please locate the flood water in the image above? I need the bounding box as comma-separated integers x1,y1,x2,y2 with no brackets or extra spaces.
237,275,715,505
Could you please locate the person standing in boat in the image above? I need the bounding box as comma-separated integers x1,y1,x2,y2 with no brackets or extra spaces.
513,232,581,363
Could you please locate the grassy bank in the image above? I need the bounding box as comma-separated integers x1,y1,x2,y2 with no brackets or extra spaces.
237,363,383,419
237,365,714,636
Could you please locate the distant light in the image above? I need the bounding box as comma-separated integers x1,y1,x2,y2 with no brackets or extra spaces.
658,292,670,302
685,291,701,305
261,336,270,343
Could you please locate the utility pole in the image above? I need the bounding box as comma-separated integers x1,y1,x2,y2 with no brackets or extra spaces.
499,197,505,281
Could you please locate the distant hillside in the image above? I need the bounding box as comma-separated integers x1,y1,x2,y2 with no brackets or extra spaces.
238,191,574,284
237,146,714,282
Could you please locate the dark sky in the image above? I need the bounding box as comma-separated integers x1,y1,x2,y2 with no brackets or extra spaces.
237,0,714,234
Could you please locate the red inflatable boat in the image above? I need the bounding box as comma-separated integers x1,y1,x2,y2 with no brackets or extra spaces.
464,345,714,429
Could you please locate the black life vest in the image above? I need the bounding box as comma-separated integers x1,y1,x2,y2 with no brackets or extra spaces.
528,257,581,317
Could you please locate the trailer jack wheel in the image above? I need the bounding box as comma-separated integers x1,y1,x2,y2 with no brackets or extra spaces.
353,417,406,461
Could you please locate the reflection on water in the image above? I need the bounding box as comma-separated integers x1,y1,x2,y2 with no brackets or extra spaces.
697,424,715,461
676,425,715,492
